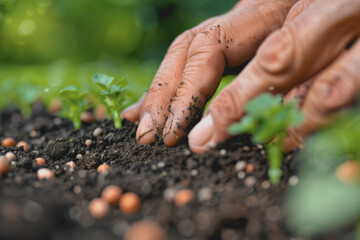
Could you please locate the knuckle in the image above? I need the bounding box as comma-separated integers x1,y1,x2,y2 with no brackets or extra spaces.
312,68,358,113
189,24,227,55
257,28,295,75
167,30,195,55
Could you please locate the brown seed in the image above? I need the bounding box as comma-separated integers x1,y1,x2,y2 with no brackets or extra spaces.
246,163,255,174
336,160,360,184
66,161,76,169
174,189,194,206
89,198,109,219
101,185,123,206
0,156,10,175
36,157,46,166
97,164,110,173
16,141,30,152
5,152,16,161
119,192,141,215
37,168,54,180
2,138,16,147
49,98,62,114
125,220,168,240
81,111,94,123
95,104,106,121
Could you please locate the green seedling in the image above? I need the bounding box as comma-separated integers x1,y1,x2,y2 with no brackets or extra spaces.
287,102,360,237
229,93,303,184
92,73,127,129
59,85,89,129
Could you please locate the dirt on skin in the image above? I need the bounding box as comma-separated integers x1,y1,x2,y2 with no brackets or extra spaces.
0,104,354,240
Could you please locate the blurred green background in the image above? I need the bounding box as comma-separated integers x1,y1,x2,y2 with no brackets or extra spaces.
0,0,236,111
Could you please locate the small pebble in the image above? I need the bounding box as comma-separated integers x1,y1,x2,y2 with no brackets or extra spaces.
93,128,103,137
174,189,194,206
119,192,141,215
85,139,92,147
183,149,191,156
190,169,198,176
17,141,30,152
2,138,16,147
37,168,54,180
66,161,76,169
0,156,10,175
81,111,94,123
5,152,16,161
256,144,263,149
246,163,255,174
235,161,246,172
73,185,82,194
244,176,257,188
76,154,83,160
101,185,123,206
36,158,46,166
336,160,360,184
89,198,109,219
125,220,167,240
97,164,110,173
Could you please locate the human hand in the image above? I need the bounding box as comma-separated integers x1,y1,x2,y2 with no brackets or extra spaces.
122,0,298,146
188,0,360,153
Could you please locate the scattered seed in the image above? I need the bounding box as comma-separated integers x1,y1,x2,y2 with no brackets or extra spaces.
93,128,103,137
235,161,246,172
190,169,198,176
97,163,110,173
244,176,257,188
288,176,299,186
17,141,30,152
85,139,92,147
157,162,165,168
2,138,16,147
36,158,46,166
5,152,16,161
29,130,37,137
183,149,191,156
37,168,54,180
101,185,123,206
246,163,255,174
336,160,360,184
219,149,226,156
89,198,109,219
261,180,271,189
256,144,263,149
81,111,94,123
73,185,82,194
0,156,10,175
76,154,83,160
119,192,141,215
174,189,194,206
242,146,251,151
125,220,167,240
66,161,76,169
237,171,246,179
198,187,212,202
163,188,177,202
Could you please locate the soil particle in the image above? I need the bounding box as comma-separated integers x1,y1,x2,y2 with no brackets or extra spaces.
45,138,70,160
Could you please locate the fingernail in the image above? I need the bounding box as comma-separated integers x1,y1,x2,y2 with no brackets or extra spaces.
136,113,155,144
188,115,214,148
162,114,174,141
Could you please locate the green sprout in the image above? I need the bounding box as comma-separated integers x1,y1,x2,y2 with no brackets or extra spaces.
59,85,89,129
229,93,303,184
92,73,127,129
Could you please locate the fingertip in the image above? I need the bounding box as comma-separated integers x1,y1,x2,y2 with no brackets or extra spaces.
137,131,156,145
136,112,156,145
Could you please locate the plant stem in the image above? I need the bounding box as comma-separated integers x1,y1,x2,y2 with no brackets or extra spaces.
266,142,283,184
356,218,360,240
113,110,122,129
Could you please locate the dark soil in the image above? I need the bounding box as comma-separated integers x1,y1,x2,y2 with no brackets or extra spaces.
0,104,352,240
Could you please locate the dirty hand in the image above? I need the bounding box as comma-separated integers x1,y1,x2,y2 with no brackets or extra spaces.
123,0,360,153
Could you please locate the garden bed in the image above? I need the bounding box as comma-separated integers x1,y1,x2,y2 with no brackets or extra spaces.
0,104,351,240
